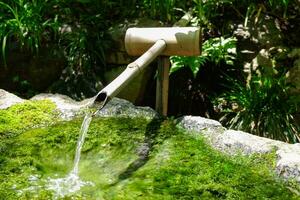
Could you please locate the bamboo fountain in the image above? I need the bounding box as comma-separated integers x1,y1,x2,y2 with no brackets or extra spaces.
47,27,202,197
94,27,202,116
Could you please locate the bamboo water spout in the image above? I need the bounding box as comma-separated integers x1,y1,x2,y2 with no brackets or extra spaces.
94,39,167,107
93,27,201,115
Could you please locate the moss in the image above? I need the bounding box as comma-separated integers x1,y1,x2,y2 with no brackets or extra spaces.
0,100,58,138
0,115,299,199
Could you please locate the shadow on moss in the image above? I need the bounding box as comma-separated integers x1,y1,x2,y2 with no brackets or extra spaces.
116,118,163,182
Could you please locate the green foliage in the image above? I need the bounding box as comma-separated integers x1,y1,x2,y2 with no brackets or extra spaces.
232,0,292,27
267,0,290,18
62,27,106,72
0,0,58,68
192,0,233,26
170,36,236,77
56,0,111,72
0,109,298,198
191,0,293,35
0,0,115,98
203,36,237,65
144,0,171,21
0,100,58,138
142,0,186,23
12,75,38,98
191,0,293,32
0,0,110,78
170,55,207,77
218,73,300,143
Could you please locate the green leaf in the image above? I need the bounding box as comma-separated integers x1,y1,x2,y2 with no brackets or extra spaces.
2,35,7,69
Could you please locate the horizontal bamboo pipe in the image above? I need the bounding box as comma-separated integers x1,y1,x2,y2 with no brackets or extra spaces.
125,27,201,56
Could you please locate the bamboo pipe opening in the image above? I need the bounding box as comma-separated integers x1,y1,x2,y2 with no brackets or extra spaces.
92,91,109,116
95,91,107,102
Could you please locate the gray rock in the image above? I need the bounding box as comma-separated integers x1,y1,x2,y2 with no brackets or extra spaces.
214,130,284,154
177,115,300,183
276,143,300,182
95,98,158,120
233,15,286,85
176,116,226,146
0,90,158,121
288,48,300,96
216,130,300,183
176,116,223,132
176,116,285,154
234,25,251,40
31,93,93,120
0,89,25,109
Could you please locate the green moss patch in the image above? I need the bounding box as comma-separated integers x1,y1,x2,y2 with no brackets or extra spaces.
0,100,58,138
0,116,299,199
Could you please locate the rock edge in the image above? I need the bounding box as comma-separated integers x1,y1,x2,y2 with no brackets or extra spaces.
177,116,300,183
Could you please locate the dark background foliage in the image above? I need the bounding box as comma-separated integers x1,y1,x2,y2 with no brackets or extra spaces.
0,0,299,142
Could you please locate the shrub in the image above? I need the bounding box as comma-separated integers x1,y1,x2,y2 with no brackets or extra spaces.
0,0,58,68
170,36,237,77
218,73,300,143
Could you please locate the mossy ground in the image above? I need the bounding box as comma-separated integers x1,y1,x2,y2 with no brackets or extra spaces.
0,100,58,138
0,101,299,199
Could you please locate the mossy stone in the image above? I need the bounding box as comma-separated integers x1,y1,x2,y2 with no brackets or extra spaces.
0,112,299,199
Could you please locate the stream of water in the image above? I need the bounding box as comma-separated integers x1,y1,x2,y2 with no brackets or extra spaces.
72,113,93,175
45,98,107,198
46,113,94,198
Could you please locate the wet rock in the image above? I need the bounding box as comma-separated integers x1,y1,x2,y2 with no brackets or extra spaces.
95,98,158,120
0,89,25,109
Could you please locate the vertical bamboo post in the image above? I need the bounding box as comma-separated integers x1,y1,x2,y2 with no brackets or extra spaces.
156,56,170,116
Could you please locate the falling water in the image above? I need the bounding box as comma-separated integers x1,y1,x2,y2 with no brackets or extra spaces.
46,113,94,198
72,113,93,175
46,98,107,198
